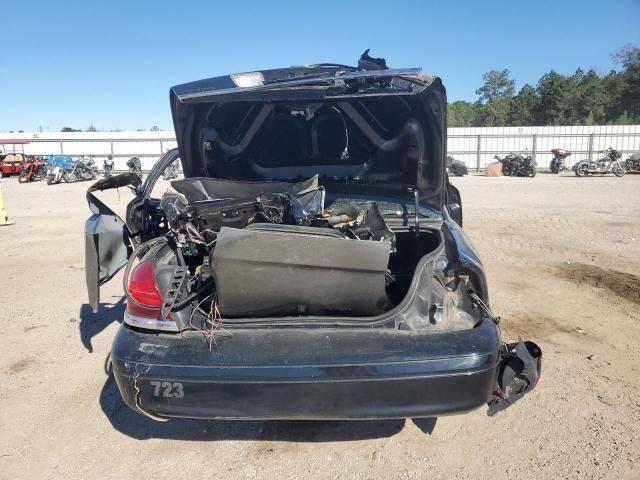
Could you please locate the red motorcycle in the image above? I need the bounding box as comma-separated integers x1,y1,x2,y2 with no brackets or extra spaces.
18,157,47,183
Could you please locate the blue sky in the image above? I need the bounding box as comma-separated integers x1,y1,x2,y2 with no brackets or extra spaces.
1,0,638,132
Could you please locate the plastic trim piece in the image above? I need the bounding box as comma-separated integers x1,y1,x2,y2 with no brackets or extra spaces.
123,311,179,332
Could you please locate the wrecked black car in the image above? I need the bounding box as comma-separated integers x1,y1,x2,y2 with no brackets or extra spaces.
85,56,541,421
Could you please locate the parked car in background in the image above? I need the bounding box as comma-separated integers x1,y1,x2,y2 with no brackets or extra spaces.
84,58,541,422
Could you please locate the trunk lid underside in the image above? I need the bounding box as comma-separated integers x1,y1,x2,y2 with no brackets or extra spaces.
170,67,447,212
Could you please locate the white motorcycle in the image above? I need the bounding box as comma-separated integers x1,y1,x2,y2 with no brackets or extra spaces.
574,148,626,177
47,163,65,185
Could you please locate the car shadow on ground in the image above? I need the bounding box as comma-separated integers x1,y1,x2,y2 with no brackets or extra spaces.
99,367,437,441
79,299,124,353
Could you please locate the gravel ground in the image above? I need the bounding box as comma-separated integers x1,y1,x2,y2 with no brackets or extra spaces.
0,172,639,480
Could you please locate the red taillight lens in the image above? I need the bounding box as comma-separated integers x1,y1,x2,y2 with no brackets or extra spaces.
124,260,178,331
128,261,163,307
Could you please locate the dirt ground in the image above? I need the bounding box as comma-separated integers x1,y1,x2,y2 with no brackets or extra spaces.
1,172,639,480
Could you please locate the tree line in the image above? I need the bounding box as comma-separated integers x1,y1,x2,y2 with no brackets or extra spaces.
448,45,640,127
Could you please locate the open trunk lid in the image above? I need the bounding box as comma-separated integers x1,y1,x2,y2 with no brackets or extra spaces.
170,65,448,211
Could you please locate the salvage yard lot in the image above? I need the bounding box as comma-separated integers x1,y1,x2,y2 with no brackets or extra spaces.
1,173,639,479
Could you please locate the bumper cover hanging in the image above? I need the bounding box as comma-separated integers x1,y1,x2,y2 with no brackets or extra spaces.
487,339,542,416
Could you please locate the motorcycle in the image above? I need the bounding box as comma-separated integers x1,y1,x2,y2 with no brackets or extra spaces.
494,152,537,177
445,156,468,176
162,160,180,180
103,157,114,177
126,156,143,180
62,157,98,183
624,152,640,173
18,156,47,183
573,148,625,177
550,148,571,174
46,156,74,185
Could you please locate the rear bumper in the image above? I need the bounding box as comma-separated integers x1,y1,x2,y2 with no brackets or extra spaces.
111,320,503,420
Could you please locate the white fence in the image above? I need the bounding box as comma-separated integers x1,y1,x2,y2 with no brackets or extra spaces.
448,125,640,171
2,125,639,172
0,131,177,172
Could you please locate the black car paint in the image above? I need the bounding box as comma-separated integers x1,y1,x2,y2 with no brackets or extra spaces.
170,66,447,212
85,64,541,421
112,315,501,420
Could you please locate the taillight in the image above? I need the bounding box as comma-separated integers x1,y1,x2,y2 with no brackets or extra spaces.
124,260,178,332
128,261,162,307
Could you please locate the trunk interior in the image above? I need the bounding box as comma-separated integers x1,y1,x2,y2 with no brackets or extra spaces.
129,85,457,330
145,177,444,325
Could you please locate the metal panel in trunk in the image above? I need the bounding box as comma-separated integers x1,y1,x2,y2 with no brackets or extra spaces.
211,225,390,317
